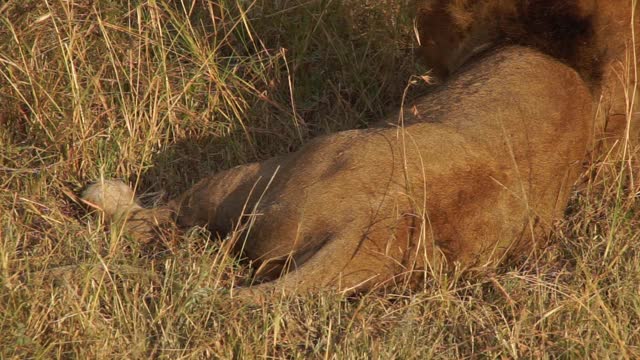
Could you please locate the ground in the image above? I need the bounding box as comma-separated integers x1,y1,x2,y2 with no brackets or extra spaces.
1,0,639,358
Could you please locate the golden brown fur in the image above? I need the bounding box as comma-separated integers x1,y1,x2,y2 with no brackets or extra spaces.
84,46,595,299
415,0,639,145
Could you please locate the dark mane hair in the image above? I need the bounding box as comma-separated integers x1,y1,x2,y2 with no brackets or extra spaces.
506,0,603,85
416,0,604,85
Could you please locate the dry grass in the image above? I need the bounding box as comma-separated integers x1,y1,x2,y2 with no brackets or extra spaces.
1,0,639,358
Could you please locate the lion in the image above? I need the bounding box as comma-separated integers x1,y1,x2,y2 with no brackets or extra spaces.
83,45,595,300
414,0,639,146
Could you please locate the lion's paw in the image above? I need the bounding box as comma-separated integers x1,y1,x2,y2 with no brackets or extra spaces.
82,180,141,220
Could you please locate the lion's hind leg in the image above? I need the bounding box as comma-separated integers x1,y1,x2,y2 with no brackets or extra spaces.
231,219,409,303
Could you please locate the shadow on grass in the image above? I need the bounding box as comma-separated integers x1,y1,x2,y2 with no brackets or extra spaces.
137,0,424,199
